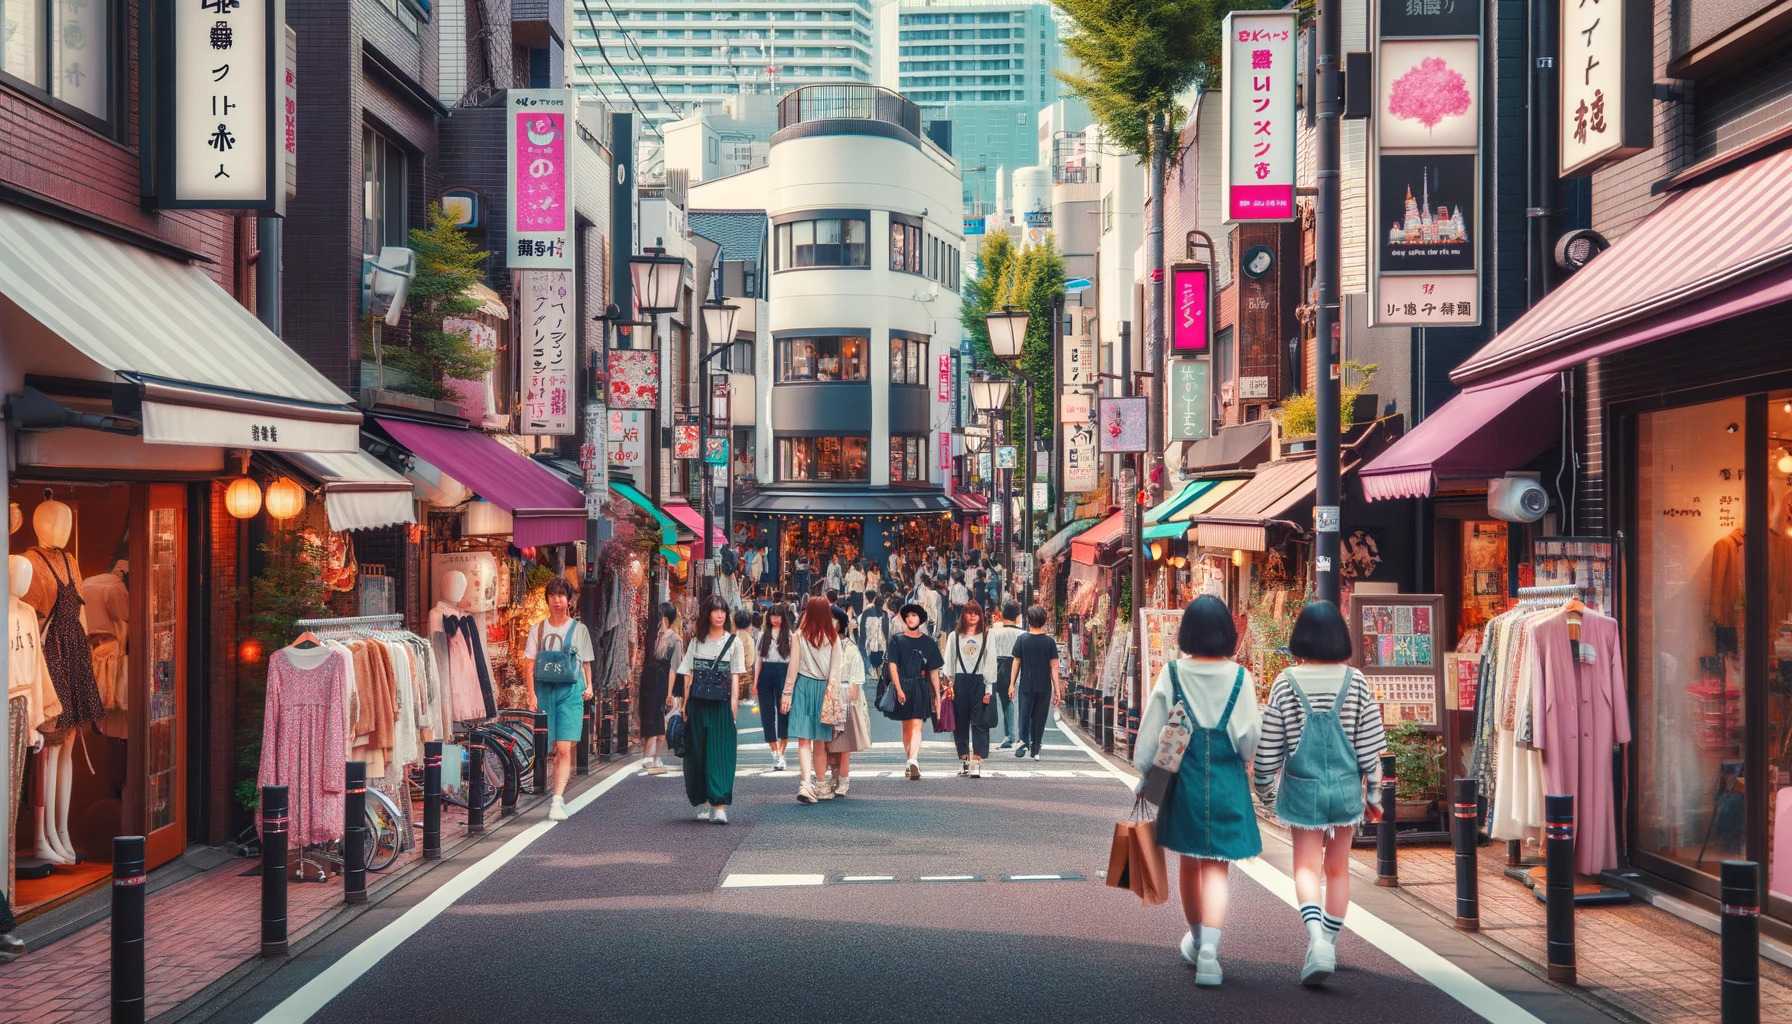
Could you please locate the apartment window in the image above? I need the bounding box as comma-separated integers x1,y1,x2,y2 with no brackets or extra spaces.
726,338,755,375
775,216,869,269
0,0,114,125
777,436,869,482
1101,192,1114,234
776,336,869,382
363,126,409,255
889,336,927,385
890,435,927,483
889,218,922,274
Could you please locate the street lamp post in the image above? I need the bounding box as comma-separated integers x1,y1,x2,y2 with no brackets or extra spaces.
699,295,741,603
983,305,1035,607
963,420,989,564
970,370,1017,603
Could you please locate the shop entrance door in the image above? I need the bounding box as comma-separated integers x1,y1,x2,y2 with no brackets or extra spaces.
139,484,187,867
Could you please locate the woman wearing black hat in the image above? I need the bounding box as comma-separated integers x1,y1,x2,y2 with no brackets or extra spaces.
883,599,943,779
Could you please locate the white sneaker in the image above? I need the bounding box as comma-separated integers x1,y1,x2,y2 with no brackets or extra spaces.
1179,930,1198,965
774,754,787,771
1195,949,1223,987
1300,936,1335,986
696,806,712,821
547,796,568,821
712,805,728,824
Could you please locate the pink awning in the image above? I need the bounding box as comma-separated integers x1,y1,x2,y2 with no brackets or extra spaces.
1359,374,1563,501
1453,146,1792,385
664,503,727,557
1070,510,1127,564
375,417,586,547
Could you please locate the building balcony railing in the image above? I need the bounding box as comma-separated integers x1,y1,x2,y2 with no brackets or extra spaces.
776,84,922,139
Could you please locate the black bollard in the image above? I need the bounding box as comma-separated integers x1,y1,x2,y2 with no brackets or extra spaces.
422,741,442,861
577,699,593,776
466,732,487,837
1544,793,1576,984
1125,705,1140,759
616,687,631,754
260,786,289,957
343,761,367,905
1376,753,1398,886
598,692,616,761
111,836,146,1024
532,709,550,795
1451,777,1479,930
500,738,520,817
1101,693,1116,753
1719,860,1760,1023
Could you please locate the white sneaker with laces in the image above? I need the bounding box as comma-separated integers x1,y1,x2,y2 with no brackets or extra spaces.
696,806,712,821
1300,935,1335,986
1195,949,1223,987
548,796,568,821
712,805,728,824
1180,930,1198,966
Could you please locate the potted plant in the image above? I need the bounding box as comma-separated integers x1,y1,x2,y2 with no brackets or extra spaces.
1384,721,1445,823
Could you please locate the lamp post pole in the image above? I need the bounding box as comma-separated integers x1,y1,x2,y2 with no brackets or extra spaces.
698,299,742,604
1021,376,1036,609
1313,0,1343,606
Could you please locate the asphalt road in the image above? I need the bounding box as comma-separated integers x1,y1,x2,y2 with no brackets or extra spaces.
199,688,1611,1024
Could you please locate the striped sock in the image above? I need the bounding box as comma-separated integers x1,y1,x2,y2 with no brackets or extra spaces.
1322,913,1345,946
1300,903,1324,942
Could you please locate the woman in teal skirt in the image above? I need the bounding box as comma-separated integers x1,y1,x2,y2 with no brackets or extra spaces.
676,595,746,823
782,596,842,803
1131,596,1262,988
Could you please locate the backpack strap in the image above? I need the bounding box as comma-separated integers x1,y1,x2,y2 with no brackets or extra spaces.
1287,672,1314,715
1166,661,1191,717
1219,666,1246,726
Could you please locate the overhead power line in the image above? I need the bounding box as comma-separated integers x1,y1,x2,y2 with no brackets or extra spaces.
573,0,664,140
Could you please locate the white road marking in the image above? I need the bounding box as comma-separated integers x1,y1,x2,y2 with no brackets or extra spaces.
839,875,897,883
917,874,978,882
1052,720,1546,1024
1009,874,1063,881
250,759,644,1024
721,873,826,888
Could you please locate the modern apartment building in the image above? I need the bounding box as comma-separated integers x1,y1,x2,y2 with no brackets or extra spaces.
879,0,1059,214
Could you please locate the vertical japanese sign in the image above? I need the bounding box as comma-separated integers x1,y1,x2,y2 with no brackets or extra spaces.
1167,359,1213,443
1559,0,1652,177
507,89,575,270
282,25,296,199
583,401,607,517
519,270,575,435
1065,334,1096,388
1220,10,1297,223
165,0,281,209
1169,265,1210,353
608,409,647,469
939,432,951,472
1371,0,1483,326
937,354,952,402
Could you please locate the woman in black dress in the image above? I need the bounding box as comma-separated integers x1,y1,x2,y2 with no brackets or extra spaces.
882,602,943,780
639,602,681,774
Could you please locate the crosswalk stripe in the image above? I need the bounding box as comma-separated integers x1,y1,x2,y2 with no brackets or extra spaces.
720,874,826,888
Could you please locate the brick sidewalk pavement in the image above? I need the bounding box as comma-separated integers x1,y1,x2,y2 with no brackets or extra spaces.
0,802,474,1024
1349,840,1792,1024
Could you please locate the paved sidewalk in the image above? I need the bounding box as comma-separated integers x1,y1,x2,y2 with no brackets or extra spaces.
1348,840,1792,1024
0,802,474,1024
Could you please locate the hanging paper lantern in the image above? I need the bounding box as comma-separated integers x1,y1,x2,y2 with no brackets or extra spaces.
224,477,263,519
265,477,306,520
239,637,264,665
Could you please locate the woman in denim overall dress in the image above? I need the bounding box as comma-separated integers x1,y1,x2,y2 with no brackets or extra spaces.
1131,597,1262,987
1252,601,1387,987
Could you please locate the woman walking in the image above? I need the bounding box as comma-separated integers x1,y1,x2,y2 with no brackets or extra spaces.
639,602,682,775
1252,600,1387,986
822,604,871,797
844,559,867,614
676,595,746,823
522,578,596,821
824,553,845,596
792,554,812,599
883,600,944,779
943,599,999,777
1132,596,1263,987
782,596,842,803
755,603,794,771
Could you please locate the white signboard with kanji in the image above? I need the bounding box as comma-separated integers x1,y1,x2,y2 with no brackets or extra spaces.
519,270,575,435
168,0,281,209
1220,10,1298,223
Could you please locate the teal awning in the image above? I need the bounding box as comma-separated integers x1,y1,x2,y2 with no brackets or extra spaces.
1143,521,1191,542
659,546,682,566
1038,516,1104,561
611,481,679,547
1145,479,1218,525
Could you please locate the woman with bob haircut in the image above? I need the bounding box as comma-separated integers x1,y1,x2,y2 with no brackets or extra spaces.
1131,595,1262,987
1252,600,1387,987
782,595,843,803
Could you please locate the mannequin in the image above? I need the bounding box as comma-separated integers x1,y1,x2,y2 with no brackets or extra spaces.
23,498,103,865
428,571,496,721
83,560,130,740
434,570,469,613
10,556,62,883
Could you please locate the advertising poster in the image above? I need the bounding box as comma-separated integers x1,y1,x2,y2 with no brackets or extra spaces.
1065,336,1097,388
1376,39,1480,151
608,409,647,469
1221,10,1298,222
1377,154,1476,274
673,424,700,460
506,89,575,269
1064,421,1097,492
606,350,659,409
1170,266,1210,352
1098,397,1149,453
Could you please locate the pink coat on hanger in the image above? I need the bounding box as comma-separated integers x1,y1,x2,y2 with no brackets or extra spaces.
1531,609,1631,875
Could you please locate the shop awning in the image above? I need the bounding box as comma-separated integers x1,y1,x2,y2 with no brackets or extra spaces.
1452,146,1792,386
277,449,417,532
1359,374,1562,501
1191,459,1324,552
610,481,680,548
466,281,510,319
1146,478,1219,524
373,417,584,547
1070,510,1127,564
0,204,361,452
1038,516,1104,561
1182,421,1274,473
1144,520,1190,542
1166,476,1249,521
950,492,989,514
735,489,956,514
665,503,728,557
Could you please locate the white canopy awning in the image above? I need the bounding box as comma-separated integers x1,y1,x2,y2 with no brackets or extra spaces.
0,204,361,452
279,449,418,532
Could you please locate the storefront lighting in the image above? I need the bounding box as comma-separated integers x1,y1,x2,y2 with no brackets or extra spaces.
1149,540,1165,561
630,245,687,315
265,477,306,521
225,477,262,519
984,305,1030,362
1231,549,1247,567
1778,447,1792,475
238,637,264,665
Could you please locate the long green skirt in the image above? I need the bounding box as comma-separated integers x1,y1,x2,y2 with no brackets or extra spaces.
683,697,738,807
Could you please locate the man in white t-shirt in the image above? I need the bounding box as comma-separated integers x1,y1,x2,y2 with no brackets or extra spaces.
522,577,596,821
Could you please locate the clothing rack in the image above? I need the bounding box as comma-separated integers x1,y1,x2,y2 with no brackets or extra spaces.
295,613,405,632
1514,584,1580,602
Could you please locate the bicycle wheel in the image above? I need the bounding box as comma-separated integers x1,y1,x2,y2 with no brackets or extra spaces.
484,722,536,785
363,787,406,871
475,736,511,810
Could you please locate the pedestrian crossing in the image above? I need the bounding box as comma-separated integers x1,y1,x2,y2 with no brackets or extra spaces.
718,871,1086,888
637,766,1121,779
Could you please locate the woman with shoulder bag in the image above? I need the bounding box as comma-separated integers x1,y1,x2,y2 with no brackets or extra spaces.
1132,596,1263,987
675,595,746,823
822,605,873,797
755,602,794,771
782,596,842,803
944,600,999,777
523,578,596,822
639,603,682,775
882,601,944,779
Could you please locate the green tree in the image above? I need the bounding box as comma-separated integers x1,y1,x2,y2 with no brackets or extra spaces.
375,204,495,400
959,232,1066,455
233,526,330,817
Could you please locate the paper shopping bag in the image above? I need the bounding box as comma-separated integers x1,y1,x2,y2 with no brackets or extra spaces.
1128,818,1170,906
1106,821,1137,893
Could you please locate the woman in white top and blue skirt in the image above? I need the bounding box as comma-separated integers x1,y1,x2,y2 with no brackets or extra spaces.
782,596,842,804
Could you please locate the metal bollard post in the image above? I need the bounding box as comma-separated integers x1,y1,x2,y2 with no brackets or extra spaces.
1720,860,1760,1023
260,785,289,957
111,836,146,1024
343,762,367,905
1452,777,1480,930
598,692,616,761
1544,793,1576,984
1101,694,1116,753
616,687,631,754
1376,753,1398,886
500,738,520,817
1125,705,1140,759
466,732,487,837
532,709,550,795
422,741,442,861
577,699,593,776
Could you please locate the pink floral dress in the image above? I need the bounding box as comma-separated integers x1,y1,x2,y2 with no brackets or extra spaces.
258,648,348,846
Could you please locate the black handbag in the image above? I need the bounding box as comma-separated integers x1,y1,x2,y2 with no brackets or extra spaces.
689,634,738,702
665,710,689,759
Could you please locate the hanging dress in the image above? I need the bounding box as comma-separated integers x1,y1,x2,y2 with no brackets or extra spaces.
257,648,348,846
36,548,104,731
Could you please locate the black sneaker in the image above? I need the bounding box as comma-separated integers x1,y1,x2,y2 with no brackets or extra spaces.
1014,744,1028,758
1000,739,1015,749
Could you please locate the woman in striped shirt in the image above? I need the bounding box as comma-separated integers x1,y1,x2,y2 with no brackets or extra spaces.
1251,600,1387,988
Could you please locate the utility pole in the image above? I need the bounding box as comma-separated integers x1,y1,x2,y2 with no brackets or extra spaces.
585,111,634,626
1527,0,1559,307
1049,291,1063,534
1145,111,1168,508
1313,0,1343,606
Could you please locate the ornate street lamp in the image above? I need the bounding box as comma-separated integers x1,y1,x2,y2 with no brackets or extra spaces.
629,245,687,315
700,296,740,350
969,372,1014,414
982,305,1037,602
983,304,1030,361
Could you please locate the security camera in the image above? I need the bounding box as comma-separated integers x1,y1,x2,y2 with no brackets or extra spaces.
363,246,417,326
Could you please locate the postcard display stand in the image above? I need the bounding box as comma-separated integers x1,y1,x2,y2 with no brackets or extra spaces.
1349,592,1450,843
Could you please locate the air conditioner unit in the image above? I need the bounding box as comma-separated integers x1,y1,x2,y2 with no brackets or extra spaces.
1488,473,1549,523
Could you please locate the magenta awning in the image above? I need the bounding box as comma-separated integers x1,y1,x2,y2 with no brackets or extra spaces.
1359,374,1562,501
374,417,586,547
664,503,727,557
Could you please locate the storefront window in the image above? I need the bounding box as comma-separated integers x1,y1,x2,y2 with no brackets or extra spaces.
889,219,922,273
776,336,868,382
890,336,926,385
1,0,110,122
774,216,869,269
1770,390,1792,904
776,435,869,481
1459,520,1508,642
780,518,864,566
891,434,925,482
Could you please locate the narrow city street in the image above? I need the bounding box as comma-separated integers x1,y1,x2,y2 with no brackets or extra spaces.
195,707,1595,1024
